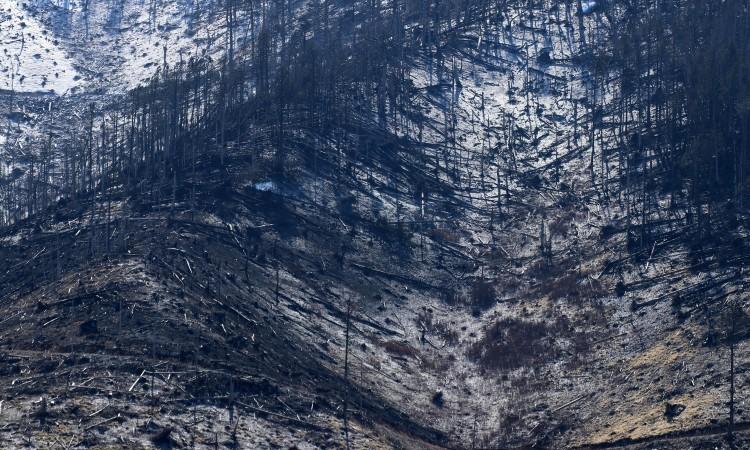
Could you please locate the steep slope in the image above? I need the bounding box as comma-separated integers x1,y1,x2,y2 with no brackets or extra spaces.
0,0,749,449
0,163,447,448
0,0,81,94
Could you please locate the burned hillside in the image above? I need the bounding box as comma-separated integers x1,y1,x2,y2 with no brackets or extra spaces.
1,0,750,448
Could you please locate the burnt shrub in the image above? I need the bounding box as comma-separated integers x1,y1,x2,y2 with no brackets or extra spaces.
431,391,445,407
79,319,98,336
428,227,460,244
615,281,626,297
381,340,420,358
538,271,606,301
540,272,579,300
467,318,570,371
600,223,620,240
442,287,460,306
470,279,496,310
548,215,570,238
416,310,459,346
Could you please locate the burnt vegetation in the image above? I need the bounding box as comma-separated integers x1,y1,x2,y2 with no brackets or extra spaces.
468,317,586,371
1,0,750,447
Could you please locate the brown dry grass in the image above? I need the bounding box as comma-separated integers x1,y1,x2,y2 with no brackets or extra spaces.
584,391,718,445
627,330,688,370
627,342,681,370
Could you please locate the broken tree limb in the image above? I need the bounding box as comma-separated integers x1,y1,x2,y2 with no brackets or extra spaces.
551,394,589,413
129,369,147,392
235,401,322,430
350,262,439,290
84,413,121,431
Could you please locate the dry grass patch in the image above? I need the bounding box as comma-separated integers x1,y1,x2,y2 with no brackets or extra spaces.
627,331,688,370
585,391,719,445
